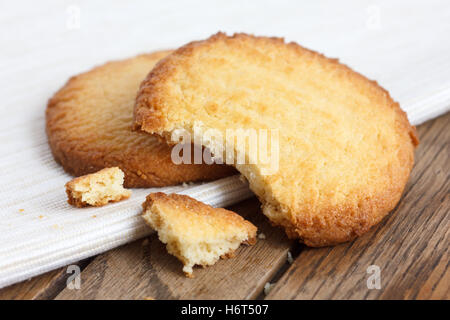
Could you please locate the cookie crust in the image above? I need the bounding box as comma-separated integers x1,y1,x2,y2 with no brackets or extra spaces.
46,51,235,188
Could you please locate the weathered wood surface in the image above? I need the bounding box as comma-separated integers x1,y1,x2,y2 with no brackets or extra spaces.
0,258,92,300
55,198,294,299
0,113,448,300
0,268,66,300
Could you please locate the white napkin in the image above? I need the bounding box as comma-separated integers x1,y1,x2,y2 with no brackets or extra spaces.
0,0,449,288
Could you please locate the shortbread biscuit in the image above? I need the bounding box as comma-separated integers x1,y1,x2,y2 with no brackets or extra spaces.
135,33,419,246
46,51,234,188
142,192,257,277
66,167,131,207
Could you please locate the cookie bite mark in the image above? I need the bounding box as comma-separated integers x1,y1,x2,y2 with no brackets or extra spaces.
134,32,418,246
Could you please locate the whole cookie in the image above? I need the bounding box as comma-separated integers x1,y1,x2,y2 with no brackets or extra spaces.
46,51,235,187
134,33,419,246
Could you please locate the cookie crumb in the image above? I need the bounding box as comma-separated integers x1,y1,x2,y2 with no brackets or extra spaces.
287,251,294,264
142,192,257,277
239,174,248,184
65,167,131,207
258,233,266,240
18,209,24,213
182,182,195,187
264,282,274,295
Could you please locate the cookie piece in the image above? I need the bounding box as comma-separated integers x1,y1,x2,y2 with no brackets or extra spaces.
135,33,418,246
142,192,257,277
46,51,235,188
66,167,131,207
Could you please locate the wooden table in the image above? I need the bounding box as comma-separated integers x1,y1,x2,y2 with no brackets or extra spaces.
1,113,448,300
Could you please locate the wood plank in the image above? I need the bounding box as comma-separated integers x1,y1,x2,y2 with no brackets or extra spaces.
266,113,450,300
0,268,66,300
0,258,92,300
55,198,295,299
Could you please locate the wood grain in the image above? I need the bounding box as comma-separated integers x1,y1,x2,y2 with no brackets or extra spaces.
266,112,449,300
0,258,91,300
0,269,66,300
55,198,294,299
